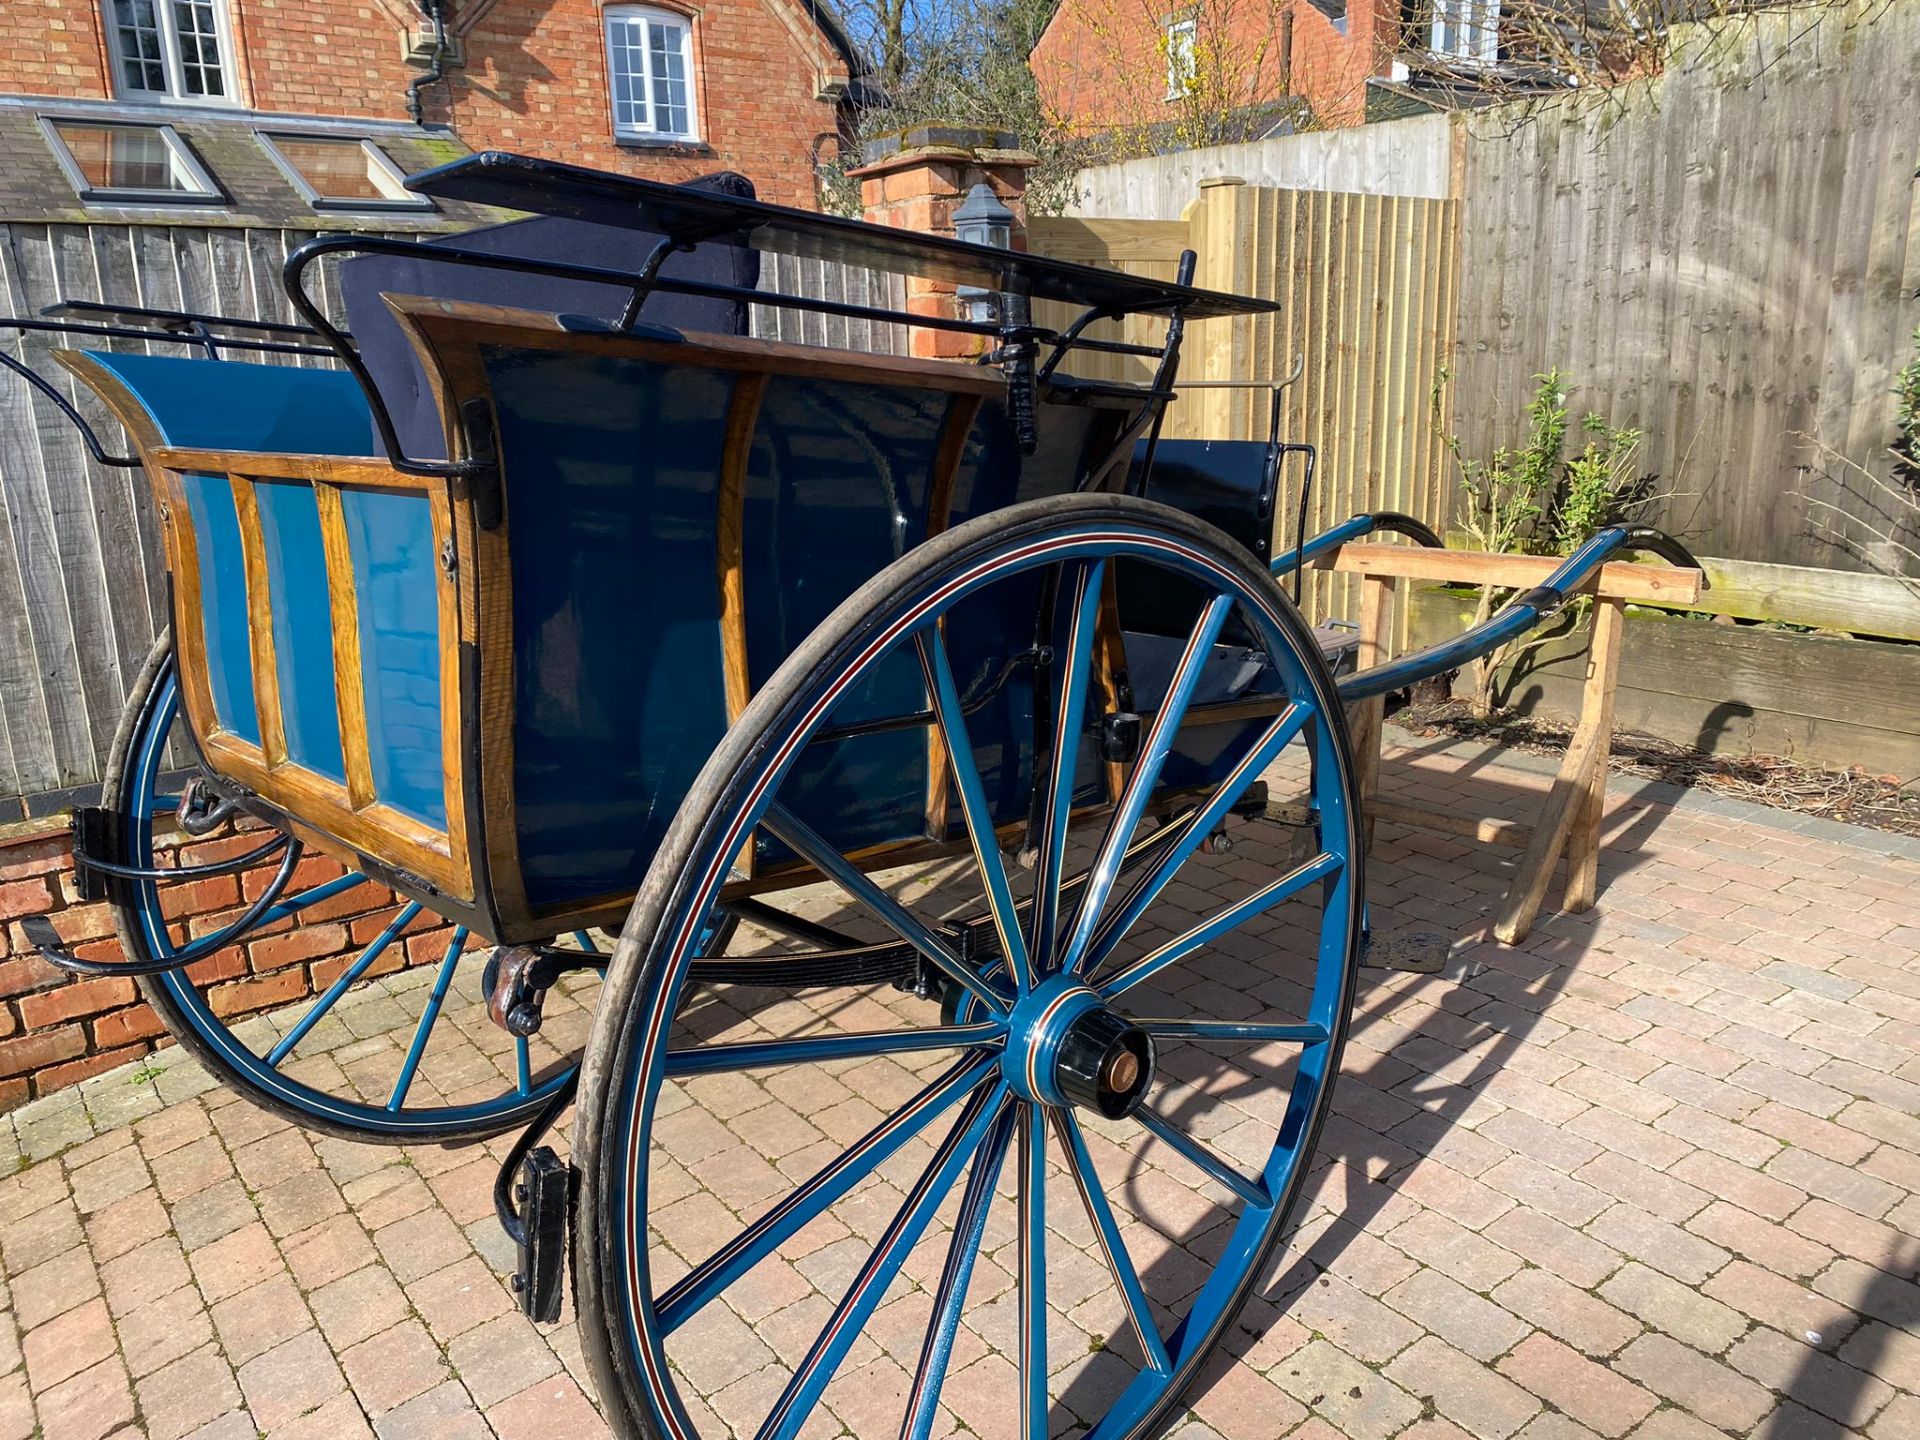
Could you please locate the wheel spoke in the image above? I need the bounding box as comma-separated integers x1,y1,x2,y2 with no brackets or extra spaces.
1097,852,1342,999
1018,1103,1048,1440
916,628,1033,993
900,1103,1017,1440
1057,594,1234,975
514,1034,532,1097
666,1022,1003,1077
755,1080,1010,1440
1050,1108,1171,1374
1135,1019,1327,1045
1030,560,1104,973
763,803,1007,1015
1081,702,1309,976
1134,1104,1270,1208
386,926,467,1111
571,930,599,952
657,1054,996,1335
265,901,421,1068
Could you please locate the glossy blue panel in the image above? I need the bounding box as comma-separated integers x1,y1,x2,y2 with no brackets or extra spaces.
83,352,377,454
340,488,446,827
178,473,259,746
253,481,346,782
742,374,951,862
483,345,734,908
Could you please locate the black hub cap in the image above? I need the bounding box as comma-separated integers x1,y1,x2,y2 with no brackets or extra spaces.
1054,1008,1156,1119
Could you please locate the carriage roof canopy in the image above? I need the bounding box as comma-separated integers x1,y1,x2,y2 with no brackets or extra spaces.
407,151,1283,321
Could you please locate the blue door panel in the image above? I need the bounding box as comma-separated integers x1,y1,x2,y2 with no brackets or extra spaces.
340,488,446,828
253,481,346,782
178,473,260,746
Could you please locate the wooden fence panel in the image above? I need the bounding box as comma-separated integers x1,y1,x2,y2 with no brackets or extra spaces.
1031,186,1460,629
1452,0,1920,572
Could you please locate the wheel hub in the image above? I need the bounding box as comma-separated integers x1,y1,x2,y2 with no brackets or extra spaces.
1003,975,1156,1119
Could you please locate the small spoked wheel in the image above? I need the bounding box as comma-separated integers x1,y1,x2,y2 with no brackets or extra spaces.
574,496,1364,1440
104,634,587,1143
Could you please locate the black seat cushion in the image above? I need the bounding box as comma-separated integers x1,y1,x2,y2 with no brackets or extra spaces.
340,169,761,460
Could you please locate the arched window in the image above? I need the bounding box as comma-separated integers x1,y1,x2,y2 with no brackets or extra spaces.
604,5,699,143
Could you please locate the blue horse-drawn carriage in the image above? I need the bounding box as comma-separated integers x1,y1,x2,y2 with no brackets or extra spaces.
8,152,1699,1440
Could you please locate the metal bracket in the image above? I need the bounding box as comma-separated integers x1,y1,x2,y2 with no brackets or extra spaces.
509,1148,571,1323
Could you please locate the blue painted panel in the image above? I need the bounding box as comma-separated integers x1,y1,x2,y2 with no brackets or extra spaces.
340,489,446,827
482,345,734,908
178,473,259,746
742,374,951,862
253,482,346,782
83,352,378,454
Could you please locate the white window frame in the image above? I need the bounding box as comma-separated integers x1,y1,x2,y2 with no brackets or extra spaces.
1430,0,1500,66
258,133,434,213
39,116,223,205
603,5,700,143
100,0,240,106
1165,16,1198,100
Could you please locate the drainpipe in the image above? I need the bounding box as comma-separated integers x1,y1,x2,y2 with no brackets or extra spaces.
407,0,449,126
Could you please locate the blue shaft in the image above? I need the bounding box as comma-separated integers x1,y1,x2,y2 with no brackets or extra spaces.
1268,512,1377,577
1336,526,1633,702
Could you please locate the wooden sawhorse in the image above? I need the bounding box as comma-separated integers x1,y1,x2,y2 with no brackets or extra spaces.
1316,543,1704,946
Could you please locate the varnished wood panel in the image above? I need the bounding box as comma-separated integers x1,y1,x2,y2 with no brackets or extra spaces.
311,483,376,808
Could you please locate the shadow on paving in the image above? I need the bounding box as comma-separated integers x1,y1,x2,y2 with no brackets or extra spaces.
1046,726,1737,1429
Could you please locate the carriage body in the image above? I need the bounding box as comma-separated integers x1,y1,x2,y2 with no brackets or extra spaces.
67,301,1286,949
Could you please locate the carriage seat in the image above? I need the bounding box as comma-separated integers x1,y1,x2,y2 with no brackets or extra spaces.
339,170,761,461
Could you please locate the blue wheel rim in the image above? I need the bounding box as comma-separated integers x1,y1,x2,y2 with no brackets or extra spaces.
596,517,1362,1440
127,661,575,1137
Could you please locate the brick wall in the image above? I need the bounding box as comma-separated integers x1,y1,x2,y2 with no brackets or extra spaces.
1032,0,1398,137
0,0,852,208
0,820,453,1113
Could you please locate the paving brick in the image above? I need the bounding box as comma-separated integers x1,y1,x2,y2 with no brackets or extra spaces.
444,1313,561,1409
134,1343,242,1440
487,1374,613,1440
1495,1334,1657,1438
1683,1200,1833,1280
1729,1326,1897,1429
116,1284,213,1380
340,1319,448,1416
1585,1204,1727,1286
1384,1268,1530,1362
1386,1335,1541,1440
1491,1269,1640,1358
371,1380,490,1440
234,1329,347,1433
34,1354,134,1440
1483,1210,1621,1290
1387,1210,1524,1292
1271,1338,1423,1440
1616,1334,1778,1432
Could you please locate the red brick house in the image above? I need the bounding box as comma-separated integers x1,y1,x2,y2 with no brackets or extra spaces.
0,0,870,211
1032,0,1597,142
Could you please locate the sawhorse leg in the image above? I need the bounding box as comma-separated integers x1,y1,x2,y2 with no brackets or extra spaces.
1494,595,1625,945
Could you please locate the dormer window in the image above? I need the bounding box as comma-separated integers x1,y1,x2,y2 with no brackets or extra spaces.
103,0,235,104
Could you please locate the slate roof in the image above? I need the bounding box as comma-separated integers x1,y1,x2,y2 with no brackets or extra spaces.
0,100,502,231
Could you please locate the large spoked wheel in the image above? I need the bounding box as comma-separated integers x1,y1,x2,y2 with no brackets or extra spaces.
106,633,584,1143
575,496,1365,1440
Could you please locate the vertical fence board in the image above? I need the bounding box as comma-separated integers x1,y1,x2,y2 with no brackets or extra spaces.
1453,0,1920,571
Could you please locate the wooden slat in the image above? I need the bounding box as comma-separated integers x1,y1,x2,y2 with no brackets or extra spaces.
227,475,288,766
311,482,376,808
1321,542,1703,605
716,371,768,725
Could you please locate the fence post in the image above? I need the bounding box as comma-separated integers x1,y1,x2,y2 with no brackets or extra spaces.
850,126,1037,361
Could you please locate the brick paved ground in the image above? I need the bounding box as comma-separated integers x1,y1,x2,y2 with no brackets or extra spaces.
1,729,1915,1440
